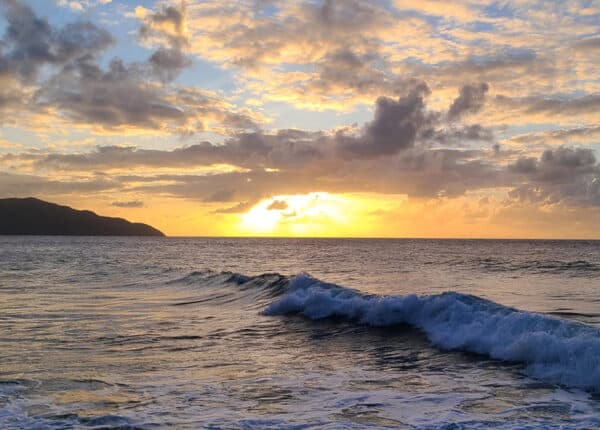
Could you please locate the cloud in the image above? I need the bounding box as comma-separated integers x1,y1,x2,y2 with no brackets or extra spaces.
511,147,598,179
36,57,188,130
508,147,600,206
148,47,191,83
184,0,432,109
20,84,498,175
447,83,489,120
267,200,288,210
26,127,326,171
429,124,495,145
4,137,598,214
204,189,235,202
57,1,112,12
509,156,538,174
26,2,199,132
0,171,117,196
0,0,113,83
138,3,188,48
138,2,190,82
495,93,600,118
212,201,254,214
0,0,254,134
111,200,144,208
509,126,600,145
180,0,593,115
0,0,598,238
393,0,477,21
0,81,534,206
15,146,504,204
573,36,600,51
336,83,434,158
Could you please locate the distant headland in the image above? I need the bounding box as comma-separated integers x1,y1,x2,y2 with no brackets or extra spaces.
0,197,164,236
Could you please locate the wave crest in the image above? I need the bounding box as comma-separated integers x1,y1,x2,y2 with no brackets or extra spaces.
264,273,600,391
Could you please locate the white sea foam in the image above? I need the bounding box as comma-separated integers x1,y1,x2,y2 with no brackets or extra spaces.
264,273,600,391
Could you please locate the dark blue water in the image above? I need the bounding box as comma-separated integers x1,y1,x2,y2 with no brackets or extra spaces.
1,237,600,429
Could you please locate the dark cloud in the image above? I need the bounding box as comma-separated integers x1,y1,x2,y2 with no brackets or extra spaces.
138,3,190,82
0,1,252,133
429,124,494,145
307,49,417,98
509,156,537,174
337,83,433,158
16,138,597,209
496,93,600,116
0,82,23,112
105,144,505,203
508,147,600,206
405,49,542,94
13,142,597,208
312,0,383,30
149,47,191,82
36,57,188,130
0,42,596,212
511,147,597,179
267,200,288,210
393,148,505,197
447,83,489,120
537,147,597,182
459,49,537,74
573,36,600,51
15,0,193,130
204,189,235,202
139,3,188,48
33,128,322,171
33,56,256,131
212,201,254,214
31,84,442,168
112,200,144,208
189,0,413,106
0,0,113,83
0,171,117,196
0,83,508,203
528,94,600,115
511,126,600,145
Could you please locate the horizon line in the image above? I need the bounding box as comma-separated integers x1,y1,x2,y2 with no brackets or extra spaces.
163,235,600,241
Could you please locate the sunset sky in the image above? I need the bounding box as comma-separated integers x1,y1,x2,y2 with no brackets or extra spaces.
1,0,599,237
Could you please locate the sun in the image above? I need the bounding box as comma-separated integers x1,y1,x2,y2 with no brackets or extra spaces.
240,192,349,236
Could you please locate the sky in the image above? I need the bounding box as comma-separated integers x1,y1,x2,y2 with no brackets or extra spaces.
0,0,599,238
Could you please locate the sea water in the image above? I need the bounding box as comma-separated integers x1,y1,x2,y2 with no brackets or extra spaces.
1,237,599,429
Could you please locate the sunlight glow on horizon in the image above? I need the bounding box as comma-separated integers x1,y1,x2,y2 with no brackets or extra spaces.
240,193,351,236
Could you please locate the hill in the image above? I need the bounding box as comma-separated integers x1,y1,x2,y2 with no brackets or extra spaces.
0,198,164,236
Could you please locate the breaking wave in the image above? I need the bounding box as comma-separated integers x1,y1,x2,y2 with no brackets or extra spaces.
259,273,600,392
167,270,600,391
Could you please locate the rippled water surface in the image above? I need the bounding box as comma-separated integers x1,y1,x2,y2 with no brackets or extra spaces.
1,237,600,429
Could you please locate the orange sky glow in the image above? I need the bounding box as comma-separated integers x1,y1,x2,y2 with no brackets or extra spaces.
1,0,599,238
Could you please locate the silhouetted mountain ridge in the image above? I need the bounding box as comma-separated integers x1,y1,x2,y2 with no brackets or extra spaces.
0,198,164,236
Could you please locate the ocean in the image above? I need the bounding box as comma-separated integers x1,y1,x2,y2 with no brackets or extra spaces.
1,237,600,429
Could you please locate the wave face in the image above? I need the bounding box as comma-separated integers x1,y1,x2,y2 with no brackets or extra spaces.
264,273,600,392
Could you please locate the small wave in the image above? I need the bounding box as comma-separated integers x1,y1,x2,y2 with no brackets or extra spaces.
264,273,600,392
166,269,252,285
0,412,145,430
168,270,290,307
476,258,600,275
